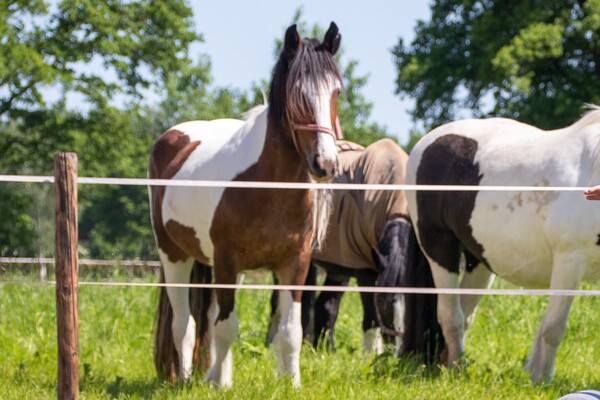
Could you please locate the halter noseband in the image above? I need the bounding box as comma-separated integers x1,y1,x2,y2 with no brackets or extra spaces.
288,116,343,155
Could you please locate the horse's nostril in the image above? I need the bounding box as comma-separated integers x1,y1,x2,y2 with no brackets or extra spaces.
315,155,335,172
310,154,336,180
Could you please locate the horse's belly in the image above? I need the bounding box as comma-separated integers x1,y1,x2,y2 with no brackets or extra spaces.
477,239,553,288
470,197,553,288
484,254,552,288
470,193,600,288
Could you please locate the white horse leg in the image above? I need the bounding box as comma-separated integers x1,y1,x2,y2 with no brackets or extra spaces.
161,253,195,379
205,290,238,388
393,294,405,356
524,253,584,382
459,265,495,331
276,290,302,387
429,260,464,367
363,327,384,354
525,295,575,382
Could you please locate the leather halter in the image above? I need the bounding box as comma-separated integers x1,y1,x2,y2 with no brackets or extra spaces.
288,116,343,155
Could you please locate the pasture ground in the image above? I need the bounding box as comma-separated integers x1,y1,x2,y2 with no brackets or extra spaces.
1,267,599,399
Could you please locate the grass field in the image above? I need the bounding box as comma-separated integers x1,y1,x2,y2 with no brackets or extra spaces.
1,268,599,399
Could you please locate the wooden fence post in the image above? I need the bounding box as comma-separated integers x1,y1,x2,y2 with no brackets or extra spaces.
54,153,79,400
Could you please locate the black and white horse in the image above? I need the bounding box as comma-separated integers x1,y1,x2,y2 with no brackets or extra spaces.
406,106,600,382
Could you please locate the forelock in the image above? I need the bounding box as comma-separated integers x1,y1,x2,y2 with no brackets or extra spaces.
285,39,342,121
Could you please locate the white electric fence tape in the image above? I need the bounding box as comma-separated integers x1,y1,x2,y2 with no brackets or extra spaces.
0,174,591,192
1,174,597,296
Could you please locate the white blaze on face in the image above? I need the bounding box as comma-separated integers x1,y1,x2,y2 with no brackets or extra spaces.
306,74,341,173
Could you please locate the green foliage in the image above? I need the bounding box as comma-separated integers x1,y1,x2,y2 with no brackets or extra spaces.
0,0,199,116
0,185,35,256
151,55,265,130
338,60,389,146
393,0,600,129
0,0,201,258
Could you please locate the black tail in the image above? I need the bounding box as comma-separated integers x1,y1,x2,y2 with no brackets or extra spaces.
154,261,212,380
190,261,213,372
401,225,445,364
371,219,409,339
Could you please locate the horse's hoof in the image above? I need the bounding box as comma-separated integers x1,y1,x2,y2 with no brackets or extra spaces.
205,374,233,389
440,348,468,370
291,375,301,389
525,363,555,384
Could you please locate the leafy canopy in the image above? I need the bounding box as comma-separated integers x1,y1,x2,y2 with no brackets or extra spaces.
393,0,600,129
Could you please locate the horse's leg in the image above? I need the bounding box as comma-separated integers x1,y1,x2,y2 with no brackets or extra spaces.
459,262,495,331
357,272,384,354
204,256,238,388
301,262,318,342
524,252,584,382
431,267,464,366
421,234,464,367
161,256,195,379
268,263,316,346
266,274,281,346
419,230,465,367
392,294,405,356
313,275,348,350
191,262,213,373
274,258,312,388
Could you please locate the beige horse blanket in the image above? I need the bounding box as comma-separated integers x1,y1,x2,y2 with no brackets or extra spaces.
314,138,409,270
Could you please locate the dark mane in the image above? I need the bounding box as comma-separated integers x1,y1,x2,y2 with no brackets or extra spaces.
268,38,342,126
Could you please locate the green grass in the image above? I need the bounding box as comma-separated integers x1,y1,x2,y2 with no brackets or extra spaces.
1,270,599,399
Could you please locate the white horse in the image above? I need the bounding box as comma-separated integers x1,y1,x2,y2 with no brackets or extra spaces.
405,105,600,382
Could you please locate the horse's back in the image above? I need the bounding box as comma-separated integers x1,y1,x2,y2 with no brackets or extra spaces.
150,119,244,180
356,138,409,217
315,138,409,270
407,117,600,287
149,107,268,265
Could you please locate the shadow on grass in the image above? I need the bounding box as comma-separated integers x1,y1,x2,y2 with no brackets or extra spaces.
368,351,443,383
79,367,178,398
104,376,169,397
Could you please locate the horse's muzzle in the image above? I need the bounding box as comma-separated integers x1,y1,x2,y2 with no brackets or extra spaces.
310,154,337,181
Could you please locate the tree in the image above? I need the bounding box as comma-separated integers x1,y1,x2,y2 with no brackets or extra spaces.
392,0,600,130
0,0,201,258
0,0,199,120
149,55,264,131
338,59,389,146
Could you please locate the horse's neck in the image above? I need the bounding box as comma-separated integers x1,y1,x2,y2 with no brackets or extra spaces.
257,118,309,183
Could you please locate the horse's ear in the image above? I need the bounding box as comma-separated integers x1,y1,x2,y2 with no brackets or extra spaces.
284,24,302,56
323,22,341,55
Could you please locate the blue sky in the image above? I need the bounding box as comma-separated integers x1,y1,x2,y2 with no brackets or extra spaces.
191,2,431,145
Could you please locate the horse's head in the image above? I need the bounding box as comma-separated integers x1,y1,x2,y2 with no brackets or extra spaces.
269,22,343,182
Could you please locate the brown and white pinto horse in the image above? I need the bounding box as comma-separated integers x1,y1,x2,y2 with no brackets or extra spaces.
148,23,343,387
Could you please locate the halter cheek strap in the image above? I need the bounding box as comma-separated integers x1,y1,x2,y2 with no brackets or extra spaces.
289,116,344,155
